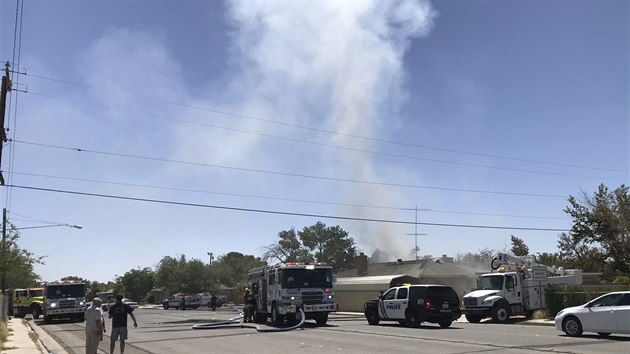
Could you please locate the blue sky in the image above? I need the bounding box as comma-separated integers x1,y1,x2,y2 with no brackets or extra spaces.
0,0,627,283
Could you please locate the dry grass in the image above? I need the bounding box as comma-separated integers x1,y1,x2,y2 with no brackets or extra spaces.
1,320,11,350
28,329,43,352
531,309,547,320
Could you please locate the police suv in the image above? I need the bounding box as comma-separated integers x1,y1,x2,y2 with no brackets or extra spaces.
363,284,461,328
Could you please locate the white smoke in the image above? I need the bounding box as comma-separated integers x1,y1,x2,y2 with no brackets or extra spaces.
223,1,438,259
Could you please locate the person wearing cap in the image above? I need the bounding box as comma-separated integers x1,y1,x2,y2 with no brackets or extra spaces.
85,297,105,354
108,294,137,354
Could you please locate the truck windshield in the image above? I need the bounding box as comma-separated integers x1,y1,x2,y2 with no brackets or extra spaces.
29,289,44,297
45,284,86,298
478,275,504,290
282,269,333,289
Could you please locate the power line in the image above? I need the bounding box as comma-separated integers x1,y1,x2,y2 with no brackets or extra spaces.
4,184,571,232
22,91,627,181
18,78,625,175
12,139,569,198
24,92,625,181
12,170,569,220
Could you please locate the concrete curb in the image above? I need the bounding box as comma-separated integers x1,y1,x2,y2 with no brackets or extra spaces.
27,320,71,354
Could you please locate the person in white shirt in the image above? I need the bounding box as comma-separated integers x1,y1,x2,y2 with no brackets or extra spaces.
85,297,105,354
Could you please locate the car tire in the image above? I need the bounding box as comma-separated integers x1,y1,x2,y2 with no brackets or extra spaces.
597,332,611,338
562,316,583,337
465,314,482,323
491,302,510,323
405,309,421,328
32,305,41,320
163,303,169,310
439,320,452,328
314,312,328,326
365,308,380,325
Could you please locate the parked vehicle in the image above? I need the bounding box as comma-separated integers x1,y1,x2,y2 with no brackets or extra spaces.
162,294,200,310
195,293,227,308
554,291,630,337
463,253,583,323
42,280,88,323
364,284,461,328
101,297,138,311
12,288,44,319
248,262,338,325
96,291,115,303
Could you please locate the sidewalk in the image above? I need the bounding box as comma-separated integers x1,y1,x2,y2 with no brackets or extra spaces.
1,317,70,354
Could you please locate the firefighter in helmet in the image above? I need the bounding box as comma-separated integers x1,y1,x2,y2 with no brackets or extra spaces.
243,288,254,323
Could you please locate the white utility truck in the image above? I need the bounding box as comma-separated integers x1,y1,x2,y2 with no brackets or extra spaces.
463,253,582,323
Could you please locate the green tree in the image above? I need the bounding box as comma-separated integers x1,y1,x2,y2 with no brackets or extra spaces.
114,267,155,302
155,255,188,292
213,252,265,289
1,223,44,290
265,223,357,270
262,228,312,264
510,235,529,256
564,184,629,275
300,222,356,271
535,252,566,268
557,232,605,272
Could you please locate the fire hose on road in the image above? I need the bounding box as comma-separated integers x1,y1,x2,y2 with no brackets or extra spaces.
191,308,306,332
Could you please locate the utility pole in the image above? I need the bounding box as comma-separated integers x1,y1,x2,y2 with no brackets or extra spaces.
2,208,7,295
207,252,214,266
402,206,429,261
0,62,12,185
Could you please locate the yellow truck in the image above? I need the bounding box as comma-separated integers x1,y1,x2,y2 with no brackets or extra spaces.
12,287,44,319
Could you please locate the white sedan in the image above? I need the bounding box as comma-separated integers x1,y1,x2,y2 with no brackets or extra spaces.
554,291,630,337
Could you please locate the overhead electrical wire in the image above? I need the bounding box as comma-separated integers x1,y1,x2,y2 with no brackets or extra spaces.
19,74,626,175
4,184,571,232
24,91,626,182
12,139,569,199
12,171,569,220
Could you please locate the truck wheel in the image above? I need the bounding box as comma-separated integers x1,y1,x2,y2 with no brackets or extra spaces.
465,314,482,323
562,316,583,337
405,309,421,328
491,302,510,323
439,320,452,328
271,303,284,325
286,313,297,324
253,307,266,324
16,308,26,318
77,313,85,322
315,312,328,326
32,305,41,320
365,308,380,325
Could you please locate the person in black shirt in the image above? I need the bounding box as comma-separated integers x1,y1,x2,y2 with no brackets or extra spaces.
210,294,217,311
108,295,137,354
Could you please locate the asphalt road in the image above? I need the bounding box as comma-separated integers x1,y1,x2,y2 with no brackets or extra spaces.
34,307,630,354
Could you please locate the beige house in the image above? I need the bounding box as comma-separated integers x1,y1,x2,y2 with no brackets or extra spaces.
334,254,487,312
